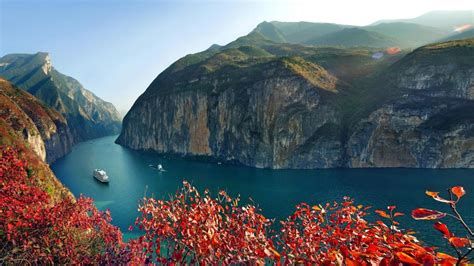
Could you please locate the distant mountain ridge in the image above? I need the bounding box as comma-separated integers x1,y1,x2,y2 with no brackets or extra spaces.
304,27,399,48
371,10,473,30
0,52,122,143
251,11,472,48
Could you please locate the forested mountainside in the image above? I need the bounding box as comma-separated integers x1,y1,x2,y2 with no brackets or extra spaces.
0,53,122,143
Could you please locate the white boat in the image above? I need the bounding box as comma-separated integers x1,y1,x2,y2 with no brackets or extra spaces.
93,169,109,183
157,164,166,172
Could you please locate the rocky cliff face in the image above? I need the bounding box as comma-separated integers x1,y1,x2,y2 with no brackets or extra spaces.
0,78,73,163
118,62,344,168
118,37,474,169
0,53,122,143
347,40,474,168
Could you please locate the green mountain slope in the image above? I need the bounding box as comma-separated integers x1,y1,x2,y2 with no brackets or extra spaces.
252,22,286,43
304,28,399,48
253,21,346,44
364,22,447,47
0,52,122,142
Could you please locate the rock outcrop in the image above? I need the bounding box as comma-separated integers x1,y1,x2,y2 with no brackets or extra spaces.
0,53,122,143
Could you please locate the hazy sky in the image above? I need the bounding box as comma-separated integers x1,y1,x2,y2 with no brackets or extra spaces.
1,0,473,114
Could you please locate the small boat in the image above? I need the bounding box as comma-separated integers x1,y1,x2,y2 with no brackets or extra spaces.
148,163,166,172
93,169,109,183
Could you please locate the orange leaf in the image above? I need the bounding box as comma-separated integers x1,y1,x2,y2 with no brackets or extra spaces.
451,186,465,200
312,205,321,211
345,257,358,266
433,222,452,238
437,252,458,264
411,208,446,220
396,251,419,264
449,237,470,248
425,191,453,204
394,212,404,217
375,210,390,219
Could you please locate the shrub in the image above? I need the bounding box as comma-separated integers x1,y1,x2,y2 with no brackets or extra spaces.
280,199,437,264
0,147,127,264
130,181,277,264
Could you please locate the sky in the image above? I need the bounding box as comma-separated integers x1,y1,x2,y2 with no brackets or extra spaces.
1,0,473,115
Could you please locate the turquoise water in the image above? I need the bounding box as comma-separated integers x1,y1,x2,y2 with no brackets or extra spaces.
51,135,474,247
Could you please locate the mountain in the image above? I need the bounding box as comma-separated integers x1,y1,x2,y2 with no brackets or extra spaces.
0,53,122,143
0,78,73,163
253,21,346,44
371,10,474,31
439,28,474,42
304,27,399,48
348,39,474,167
0,78,73,199
253,20,454,48
118,18,474,169
364,22,447,48
252,22,287,43
116,31,411,169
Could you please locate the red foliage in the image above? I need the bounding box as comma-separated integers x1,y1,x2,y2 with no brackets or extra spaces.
279,198,436,264
129,181,277,264
1,146,473,264
413,186,473,265
0,147,128,264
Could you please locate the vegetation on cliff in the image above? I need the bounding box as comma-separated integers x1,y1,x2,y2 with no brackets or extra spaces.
0,78,73,199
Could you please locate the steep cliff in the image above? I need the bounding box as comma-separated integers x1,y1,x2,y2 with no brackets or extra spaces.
347,39,474,168
118,33,398,168
118,55,344,168
0,78,72,200
0,78,74,163
0,53,122,143
119,34,473,169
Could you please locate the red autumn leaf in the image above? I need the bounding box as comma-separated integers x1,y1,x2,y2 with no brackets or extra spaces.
449,237,470,248
375,210,391,219
451,186,465,201
425,191,453,204
396,251,420,264
393,212,404,217
433,222,452,238
387,205,396,211
411,208,446,220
